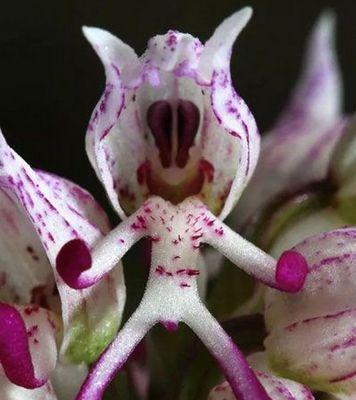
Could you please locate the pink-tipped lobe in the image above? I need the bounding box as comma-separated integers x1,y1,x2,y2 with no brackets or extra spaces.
276,250,308,293
56,239,92,289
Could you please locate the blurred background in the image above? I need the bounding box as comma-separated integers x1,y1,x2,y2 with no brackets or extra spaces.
0,0,354,211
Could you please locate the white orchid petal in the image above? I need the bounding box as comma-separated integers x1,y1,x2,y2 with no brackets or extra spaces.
278,11,341,127
0,371,56,400
83,9,259,218
208,373,314,400
235,11,343,229
0,303,59,389
0,188,53,304
0,132,125,363
265,228,356,395
50,362,87,400
199,8,253,77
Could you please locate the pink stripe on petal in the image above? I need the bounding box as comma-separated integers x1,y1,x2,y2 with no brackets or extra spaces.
275,251,308,293
0,302,46,389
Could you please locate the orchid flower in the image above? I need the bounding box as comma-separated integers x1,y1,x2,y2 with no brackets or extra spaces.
245,111,356,259
54,8,308,400
0,131,126,398
235,11,345,231
208,353,315,400
264,227,356,400
200,11,345,321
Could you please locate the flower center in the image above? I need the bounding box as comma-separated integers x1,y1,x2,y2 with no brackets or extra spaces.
136,99,213,205
147,99,200,169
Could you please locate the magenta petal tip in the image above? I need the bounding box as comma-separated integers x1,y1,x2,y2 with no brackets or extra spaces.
276,250,308,293
56,239,92,289
0,303,46,389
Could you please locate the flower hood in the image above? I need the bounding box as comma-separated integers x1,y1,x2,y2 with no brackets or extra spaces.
84,7,259,220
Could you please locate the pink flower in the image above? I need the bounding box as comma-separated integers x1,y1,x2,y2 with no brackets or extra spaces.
55,8,308,400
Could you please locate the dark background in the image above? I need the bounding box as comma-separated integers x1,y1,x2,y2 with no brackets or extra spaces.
0,0,355,214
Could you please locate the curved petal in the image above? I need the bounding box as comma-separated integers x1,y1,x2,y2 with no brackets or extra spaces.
329,115,356,223
0,188,54,304
199,8,252,78
83,9,259,219
276,10,341,127
265,228,356,394
50,362,87,400
235,11,343,229
0,132,125,363
208,373,314,400
208,352,315,400
202,66,259,219
83,26,138,219
0,303,59,389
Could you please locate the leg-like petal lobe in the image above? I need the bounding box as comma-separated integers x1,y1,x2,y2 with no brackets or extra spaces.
0,132,125,363
76,306,155,400
184,303,270,400
0,303,59,389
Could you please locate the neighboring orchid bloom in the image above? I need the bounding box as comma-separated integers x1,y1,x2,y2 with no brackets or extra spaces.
55,8,308,400
0,131,126,398
208,353,314,400
247,113,356,259
235,11,345,230
264,228,356,399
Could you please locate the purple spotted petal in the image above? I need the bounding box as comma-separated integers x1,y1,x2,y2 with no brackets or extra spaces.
0,187,55,305
0,303,58,389
265,227,356,394
0,132,125,359
83,7,258,219
208,372,314,400
236,11,344,229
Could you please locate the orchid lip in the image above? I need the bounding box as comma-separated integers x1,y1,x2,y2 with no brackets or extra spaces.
55,196,308,400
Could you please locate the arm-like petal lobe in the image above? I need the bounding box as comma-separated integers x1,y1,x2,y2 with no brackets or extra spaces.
0,132,125,363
